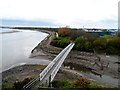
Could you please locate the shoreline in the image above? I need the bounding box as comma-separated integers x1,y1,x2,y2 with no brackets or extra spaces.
2,29,119,88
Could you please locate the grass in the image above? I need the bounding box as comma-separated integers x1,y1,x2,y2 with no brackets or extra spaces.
52,79,109,89
89,83,107,88
2,82,14,90
32,65,47,69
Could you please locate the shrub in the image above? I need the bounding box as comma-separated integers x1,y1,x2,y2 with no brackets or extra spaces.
58,26,70,37
74,37,93,52
107,37,120,49
73,78,90,88
50,37,71,48
13,78,32,90
106,37,120,54
69,30,86,40
83,33,99,43
93,37,120,55
93,38,107,53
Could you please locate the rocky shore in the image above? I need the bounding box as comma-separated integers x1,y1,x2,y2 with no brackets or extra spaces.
2,29,119,88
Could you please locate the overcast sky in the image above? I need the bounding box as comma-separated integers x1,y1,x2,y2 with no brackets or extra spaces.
0,0,119,29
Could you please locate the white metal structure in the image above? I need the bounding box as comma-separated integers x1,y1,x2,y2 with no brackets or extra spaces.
22,43,74,90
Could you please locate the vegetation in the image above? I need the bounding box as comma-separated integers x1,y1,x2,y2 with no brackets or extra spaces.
117,32,120,37
2,83,14,90
2,78,33,90
73,78,90,88
13,78,33,90
50,27,120,55
52,78,107,89
93,37,120,55
50,37,71,48
58,27,71,37
52,80,75,88
74,36,93,52
32,65,46,69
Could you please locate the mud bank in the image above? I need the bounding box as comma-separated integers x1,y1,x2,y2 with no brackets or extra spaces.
30,30,119,87
31,30,119,79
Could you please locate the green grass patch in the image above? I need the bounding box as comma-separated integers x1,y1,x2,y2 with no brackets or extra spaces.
32,65,46,69
52,80,76,88
89,83,107,88
2,82,14,90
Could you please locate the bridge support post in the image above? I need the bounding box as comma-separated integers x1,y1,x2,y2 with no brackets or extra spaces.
48,74,52,87
60,65,64,72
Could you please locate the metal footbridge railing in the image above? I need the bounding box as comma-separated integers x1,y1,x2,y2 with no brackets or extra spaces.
22,43,74,90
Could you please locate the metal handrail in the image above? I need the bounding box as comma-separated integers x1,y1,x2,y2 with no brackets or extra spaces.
39,43,72,81
21,43,74,90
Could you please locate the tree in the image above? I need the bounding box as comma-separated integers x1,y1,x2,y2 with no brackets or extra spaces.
69,30,86,40
58,26,70,36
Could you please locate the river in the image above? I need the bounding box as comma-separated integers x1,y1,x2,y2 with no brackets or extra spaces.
0,28,50,72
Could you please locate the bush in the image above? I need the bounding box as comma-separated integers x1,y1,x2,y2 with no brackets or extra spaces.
107,37,120,49
58,27,70,37
93,38,107,53
93,37,120,55
106,37,120,54
50,37,71,48
74,37,93,52
73,78,90,88
69,30,86,40
13,78,32,90
83,33,99,43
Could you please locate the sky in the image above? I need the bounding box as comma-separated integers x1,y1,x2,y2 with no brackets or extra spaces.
0,0,119,29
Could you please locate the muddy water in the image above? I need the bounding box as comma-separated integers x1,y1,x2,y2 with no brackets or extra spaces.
0,28,50,72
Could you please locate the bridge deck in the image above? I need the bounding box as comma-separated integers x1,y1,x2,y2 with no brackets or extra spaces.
22,43,75,90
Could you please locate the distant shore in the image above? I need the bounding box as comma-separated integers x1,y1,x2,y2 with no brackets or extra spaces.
0,30,20,34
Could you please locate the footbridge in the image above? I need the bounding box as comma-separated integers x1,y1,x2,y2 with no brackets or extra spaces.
22,43,75,90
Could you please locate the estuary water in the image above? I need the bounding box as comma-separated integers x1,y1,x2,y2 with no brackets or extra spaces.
0,28,50,72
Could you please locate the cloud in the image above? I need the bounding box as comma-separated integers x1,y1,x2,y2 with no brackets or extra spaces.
1,19,61,27
119,1,120,29
68,18,117,29
0,0,119,28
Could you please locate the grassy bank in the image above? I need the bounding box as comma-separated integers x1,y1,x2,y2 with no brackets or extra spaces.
2,77,110,90
52,78,107,89
50,27,120,55
2,64,46,90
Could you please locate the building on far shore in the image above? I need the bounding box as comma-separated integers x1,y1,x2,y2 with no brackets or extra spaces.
82,28,118,36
